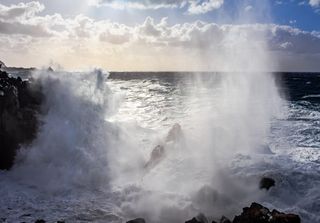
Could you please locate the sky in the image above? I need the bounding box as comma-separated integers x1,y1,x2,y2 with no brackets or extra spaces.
0,0,320,71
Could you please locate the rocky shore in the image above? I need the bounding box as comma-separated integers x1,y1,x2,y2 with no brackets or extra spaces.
0,69,43,170
126,202,300,223
0,69,301,223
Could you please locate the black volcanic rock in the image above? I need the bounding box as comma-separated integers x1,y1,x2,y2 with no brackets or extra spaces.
259,177,276,190
0,70,43,170
233,202,300,223
127,218,146,223
220,216,232,223
185,213,209,223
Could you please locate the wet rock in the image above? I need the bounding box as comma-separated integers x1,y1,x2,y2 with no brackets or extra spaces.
220,216,232,223
127,218,146,223
270,210,301,223
0,70,43,170
233,202,300,223
186,217,203,223
185,213,208,223
259,177,275,190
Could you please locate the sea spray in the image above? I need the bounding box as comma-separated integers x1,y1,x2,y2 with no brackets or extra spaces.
11,69,126,191
115,9,287,223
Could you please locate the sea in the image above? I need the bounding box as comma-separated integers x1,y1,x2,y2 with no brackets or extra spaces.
0,70,319,223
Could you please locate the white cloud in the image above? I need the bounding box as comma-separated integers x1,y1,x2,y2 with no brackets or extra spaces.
0,1,44,21
90,0,224,14
89,0,185,9
245,5,253,12
0,1,320,71
309,0,320,7
188,0,224,14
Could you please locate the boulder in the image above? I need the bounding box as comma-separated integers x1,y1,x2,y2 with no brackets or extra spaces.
0,70,43,170
259,177,275,190
233,202,300,223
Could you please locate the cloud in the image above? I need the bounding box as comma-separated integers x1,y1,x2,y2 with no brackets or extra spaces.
244,5,253,12
309,0,320,7
187,0,224,14
90,0,224,14
89,0,185,9
0,2,320,71
0,1,44,21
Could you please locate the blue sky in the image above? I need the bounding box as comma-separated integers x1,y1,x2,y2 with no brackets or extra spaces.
0,0,320,71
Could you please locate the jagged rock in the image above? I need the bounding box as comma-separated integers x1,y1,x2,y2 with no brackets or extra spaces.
0,70,43,170
127,218,146,223
220,216,232,223
186,217,202,223
259,177,275,190
233,202,300,223
186,213,208,223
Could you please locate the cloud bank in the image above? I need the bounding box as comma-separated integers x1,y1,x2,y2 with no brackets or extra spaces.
0,1,320,71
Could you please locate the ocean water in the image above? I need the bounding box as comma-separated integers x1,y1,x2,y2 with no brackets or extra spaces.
0,71,319,223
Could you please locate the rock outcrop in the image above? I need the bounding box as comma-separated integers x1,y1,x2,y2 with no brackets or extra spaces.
233,202,300,223
0,70,42,170
184,202,300,223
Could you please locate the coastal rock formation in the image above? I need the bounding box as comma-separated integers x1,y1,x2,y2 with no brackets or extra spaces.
0,70,42,170
185,202,301,223
233,202,300,223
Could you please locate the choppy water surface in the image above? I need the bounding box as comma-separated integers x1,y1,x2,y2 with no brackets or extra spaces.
0,72,319,223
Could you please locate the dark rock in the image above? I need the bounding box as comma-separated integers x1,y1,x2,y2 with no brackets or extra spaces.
56,221,65,223
47,67,54,72
270,211,300,223
233,202,300,223
35,220,46,223
186,217,202,223
127,218,146,223
220,216,231,223
259,177,275,190
186,213,208,223
0,70,43,170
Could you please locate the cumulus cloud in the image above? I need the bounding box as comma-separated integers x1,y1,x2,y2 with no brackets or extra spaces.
0,1,44,21
187,0,224,14
0,1,320,71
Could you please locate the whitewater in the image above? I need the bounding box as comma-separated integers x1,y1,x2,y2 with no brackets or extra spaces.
0,69,319,223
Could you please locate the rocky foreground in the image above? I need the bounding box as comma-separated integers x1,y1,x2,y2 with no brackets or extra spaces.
0,70,42,170
7,202,300,223
127,202,300,223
